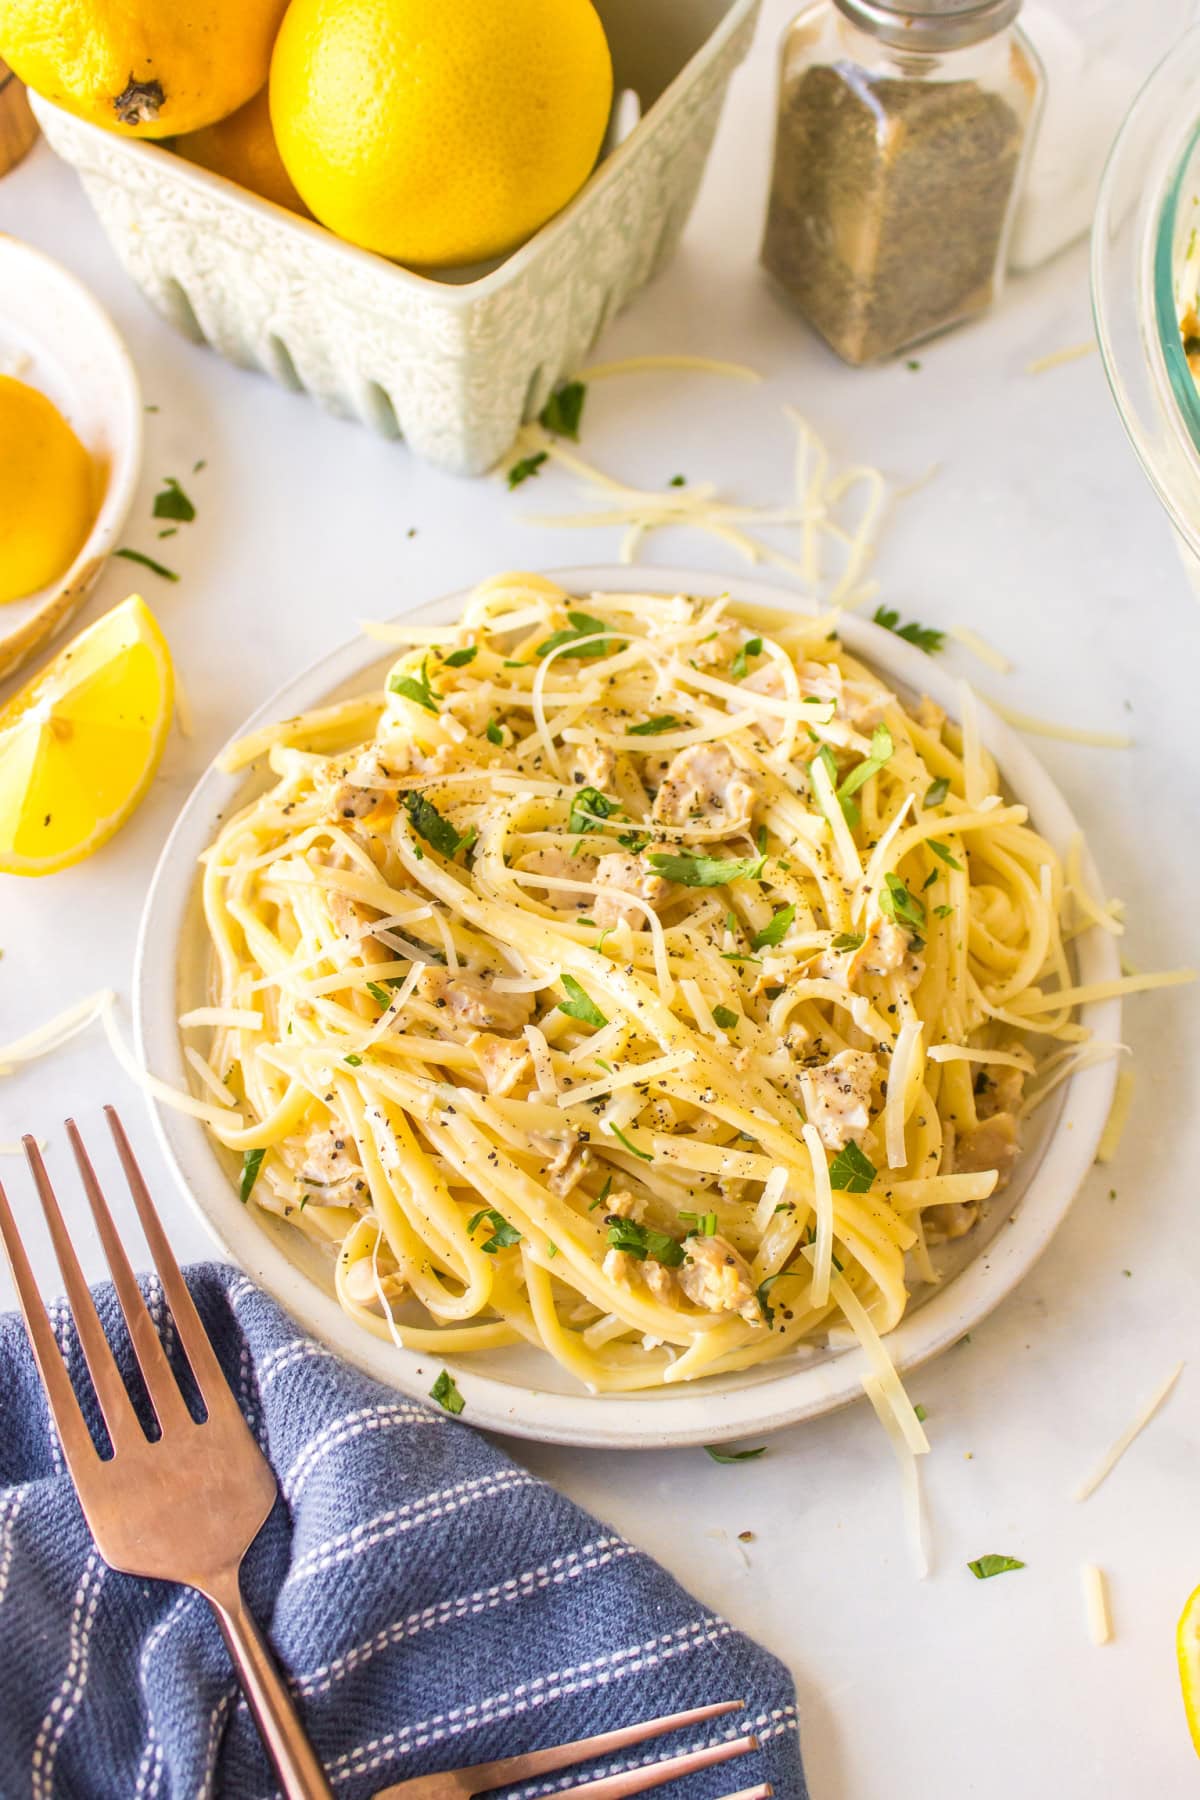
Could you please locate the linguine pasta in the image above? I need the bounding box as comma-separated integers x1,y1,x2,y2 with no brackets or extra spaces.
189,573,1124,1398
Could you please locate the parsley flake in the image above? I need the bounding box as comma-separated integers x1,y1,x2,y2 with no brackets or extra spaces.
429,1369,465,1415
647,848,766,888
485,717,504,746
605,1216,683,1262
536,610,618,660
568,786,620,835
403,790,464,857
828,1141,876,1192
239,1147,265,1204
879,872,926,934
388,657,439,713
967,1554,1025,1580
751,903,795,951
538,380,586,440
442,645,478,668
872,605,945,655
704,1444,767,1463
607,1122,652,1163
711,1005,739,1031
627,714,680,736
467,1208,522,1253
731,636,763,680
831,931,864,952
114,547,179,582
152,476,195,522
928,838,963,870
924,777,950,808
507,451,547,488
557,974,607,1028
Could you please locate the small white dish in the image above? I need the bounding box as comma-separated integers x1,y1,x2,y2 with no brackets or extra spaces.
0,235,142,683
134,566,1121,1449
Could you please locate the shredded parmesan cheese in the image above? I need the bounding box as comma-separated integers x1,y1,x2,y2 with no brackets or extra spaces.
1081,1563,1112,1644
1073,1361,1185,1501
862,1372,929,1579
1096,1068,1135,1164
1026,341,1096,375
948,622,1012,675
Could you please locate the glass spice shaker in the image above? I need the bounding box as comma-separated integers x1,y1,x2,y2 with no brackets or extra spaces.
762,0,1043,365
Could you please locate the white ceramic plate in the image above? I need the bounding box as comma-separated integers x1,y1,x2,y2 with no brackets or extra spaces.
0,235,142,682
134,566,1121,1448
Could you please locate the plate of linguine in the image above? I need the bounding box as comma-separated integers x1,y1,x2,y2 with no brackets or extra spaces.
134,566,1122,1449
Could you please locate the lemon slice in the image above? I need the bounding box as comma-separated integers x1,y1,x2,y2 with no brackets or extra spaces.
0,594,174,875
1179,1585,1200,1755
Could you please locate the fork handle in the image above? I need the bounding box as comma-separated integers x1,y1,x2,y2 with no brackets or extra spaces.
205,1571,335,1800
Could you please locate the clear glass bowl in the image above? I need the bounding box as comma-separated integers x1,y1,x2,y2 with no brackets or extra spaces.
1092,21,1200,581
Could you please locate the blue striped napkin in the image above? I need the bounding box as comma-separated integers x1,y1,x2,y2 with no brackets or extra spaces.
0,1263,805,1798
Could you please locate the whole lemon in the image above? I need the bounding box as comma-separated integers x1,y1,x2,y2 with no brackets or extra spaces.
175,86,311,214
269,0,613,267
0,0,289,136
0,377,96,605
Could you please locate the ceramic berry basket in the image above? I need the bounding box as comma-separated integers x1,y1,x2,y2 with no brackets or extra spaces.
31,0,760,476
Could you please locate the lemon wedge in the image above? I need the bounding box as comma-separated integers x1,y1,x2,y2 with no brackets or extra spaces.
1179,1585,1200,1755
0,594,174,876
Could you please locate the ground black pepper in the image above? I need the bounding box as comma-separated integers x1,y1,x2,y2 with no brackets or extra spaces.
763,58,1028,364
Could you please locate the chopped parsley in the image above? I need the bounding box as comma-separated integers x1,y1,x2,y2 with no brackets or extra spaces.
507,450,547,488
239,1147,265,1204
589,1174,613,1212
879,871,926,935
751,902,795,951
914,1403,928,1422
967,1554,1025,1580
679,1209,718,1236
838,723,894,807
568,786,619,835
429,1369,465,1415
872,605,945,655
616,829,650,852
924,776,950,808
366,981,394,1008
403,790,465,857
343,1053,363,1066
627,714,680,736
647,848,766,888
538,379,586,440
606,1217,684,1264
711,1005,739,1031
731,636,763,680
831,931,864,952
485,717,504,745
467,1207,522,1253
388,657,439,713
557,974,607,1028
114,547,179,581
607,1122,652,1163
704,1444,767,1463
536,610,617,660
152,476,195,522
927,838,963,870
442,645,478,668
828,1141,876,1193
756,1270,802,1324
669,473,687,487
934,902,954,919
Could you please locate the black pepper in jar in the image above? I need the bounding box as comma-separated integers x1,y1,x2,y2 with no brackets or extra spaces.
761,1,1042,366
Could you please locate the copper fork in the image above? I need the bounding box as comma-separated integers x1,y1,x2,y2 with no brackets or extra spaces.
373,1698,768,1798
0,1109,334,1800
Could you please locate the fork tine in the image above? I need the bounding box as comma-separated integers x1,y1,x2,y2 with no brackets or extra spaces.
525,1730,759,1800
22,1136,141,1448
431,1701,745,1797
0,1172,95,1460
65,1119,191,1433
103,1106,231,1406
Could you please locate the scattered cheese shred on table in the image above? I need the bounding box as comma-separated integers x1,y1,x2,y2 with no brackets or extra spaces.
1026,341,1097,376
984,694,1133,749
948,622,1012,674
1097,1069,1136,1164
1081,1563,1112,1644
0,990,114,1075
1073,1361,1185,1501
862,1372,929,1580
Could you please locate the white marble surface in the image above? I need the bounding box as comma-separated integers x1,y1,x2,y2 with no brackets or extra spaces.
3,6,1200,1795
